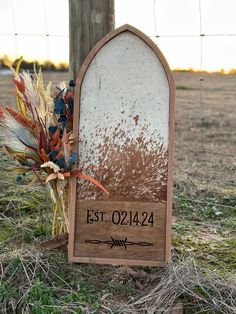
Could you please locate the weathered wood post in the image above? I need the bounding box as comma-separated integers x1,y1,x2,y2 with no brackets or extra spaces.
69,0,115,80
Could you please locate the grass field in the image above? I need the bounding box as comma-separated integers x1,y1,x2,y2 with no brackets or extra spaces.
0,70,235,313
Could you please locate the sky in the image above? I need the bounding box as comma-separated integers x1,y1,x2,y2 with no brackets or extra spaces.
0,0,236,71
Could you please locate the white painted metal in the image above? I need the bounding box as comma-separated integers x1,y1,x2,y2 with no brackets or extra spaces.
77,31,170,202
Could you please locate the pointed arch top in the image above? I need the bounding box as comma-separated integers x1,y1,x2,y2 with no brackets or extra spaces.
75,24,175,95
73,24,175,139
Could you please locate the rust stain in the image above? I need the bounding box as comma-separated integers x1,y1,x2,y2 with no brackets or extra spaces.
133,115,139,126
77,125,168,203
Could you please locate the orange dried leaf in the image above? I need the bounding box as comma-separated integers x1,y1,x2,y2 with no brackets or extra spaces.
5,107,34,129
50,128,60,148
57,173,65,180
76,172,109,194
13,78,25,93
39,149,50,162
62,128,68,144
46,173,58,183
68,132,77,141
52,139,62,151
0,106,4,119
2,145,12,158
55,151,64,159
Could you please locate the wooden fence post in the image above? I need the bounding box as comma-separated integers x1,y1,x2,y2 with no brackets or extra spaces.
69,0,115,80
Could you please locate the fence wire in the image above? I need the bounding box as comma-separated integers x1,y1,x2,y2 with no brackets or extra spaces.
0,0,235,196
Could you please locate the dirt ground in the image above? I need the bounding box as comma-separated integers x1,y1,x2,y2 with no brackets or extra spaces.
173,71,236,195
0,70,235,194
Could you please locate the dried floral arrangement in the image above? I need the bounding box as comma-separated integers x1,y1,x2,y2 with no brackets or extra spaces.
0,58,108,237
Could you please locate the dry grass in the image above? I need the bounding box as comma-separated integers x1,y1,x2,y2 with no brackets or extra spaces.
0,249,235,313
110,256,236,314
0,70,235,313
173,71,236,194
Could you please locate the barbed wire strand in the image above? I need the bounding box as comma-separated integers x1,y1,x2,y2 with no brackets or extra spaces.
154,33,236,38
2,32,236,38
1,32,236,39
0,33,69,37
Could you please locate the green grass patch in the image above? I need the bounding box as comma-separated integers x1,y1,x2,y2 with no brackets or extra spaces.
0,252,103,314
0,156,235,313
174,191,236,220
173,219,236,274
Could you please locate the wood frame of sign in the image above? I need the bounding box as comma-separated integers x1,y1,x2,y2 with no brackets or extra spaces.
68,24,175,266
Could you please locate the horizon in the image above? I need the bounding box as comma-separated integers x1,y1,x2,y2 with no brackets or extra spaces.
1,55,236,75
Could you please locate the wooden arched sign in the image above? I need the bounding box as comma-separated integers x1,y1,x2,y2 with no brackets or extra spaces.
68,24,175,266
